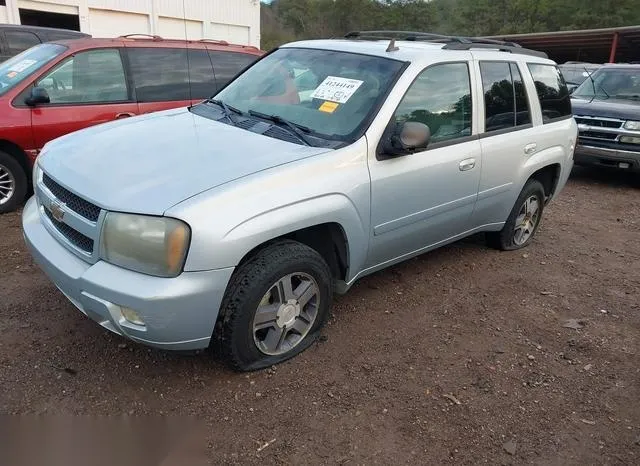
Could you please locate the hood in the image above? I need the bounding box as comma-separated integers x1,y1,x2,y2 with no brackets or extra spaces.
40,108,331,215
571,97,640,121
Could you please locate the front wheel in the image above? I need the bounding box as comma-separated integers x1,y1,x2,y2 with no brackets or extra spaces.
486,179,546,251
0,151,28,214
215,240,333,372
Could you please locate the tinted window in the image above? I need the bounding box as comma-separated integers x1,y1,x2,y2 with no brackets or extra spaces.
129,48,189,102
36,49,128,104
188,49,216,99
209,51,257,90
527,63,572,122
394,62,472,144
480,61,531,132
511,63,532,126
6,31,41,55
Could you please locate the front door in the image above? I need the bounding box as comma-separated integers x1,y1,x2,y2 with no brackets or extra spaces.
367,62,481,267
30,48,138,149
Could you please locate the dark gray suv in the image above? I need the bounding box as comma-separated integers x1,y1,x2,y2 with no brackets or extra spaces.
0,24,89,62
571,64,640,172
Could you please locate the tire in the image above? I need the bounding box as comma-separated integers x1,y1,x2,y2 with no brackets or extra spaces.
486,179,546,251
0,151,28,214
215,240,333,372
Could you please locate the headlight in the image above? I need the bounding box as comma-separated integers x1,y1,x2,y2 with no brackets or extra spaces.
100,213,191,278
623,121,640,131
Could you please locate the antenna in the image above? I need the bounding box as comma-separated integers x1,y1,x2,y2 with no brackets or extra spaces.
183,0,193,104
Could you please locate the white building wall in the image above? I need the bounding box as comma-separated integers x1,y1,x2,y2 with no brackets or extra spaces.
0,6,8,23
4,0,261,47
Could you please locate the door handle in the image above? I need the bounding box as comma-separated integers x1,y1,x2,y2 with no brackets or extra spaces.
524,143,537,155
459,158,476,171
115,112,136,119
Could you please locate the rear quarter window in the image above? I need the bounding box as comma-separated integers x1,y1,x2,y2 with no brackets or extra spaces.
208,51,258,90
527,63,572,123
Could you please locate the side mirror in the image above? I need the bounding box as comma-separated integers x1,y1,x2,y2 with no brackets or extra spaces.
382,121,431,157
25,87,50,107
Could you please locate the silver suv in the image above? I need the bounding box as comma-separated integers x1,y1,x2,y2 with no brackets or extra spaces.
23,31,577,371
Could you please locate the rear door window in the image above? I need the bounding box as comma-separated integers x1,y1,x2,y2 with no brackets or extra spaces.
188,49,216,100
208,51,257,90
480,61,532,133
128,47,189,102
6,30,41,56
527,63,572,123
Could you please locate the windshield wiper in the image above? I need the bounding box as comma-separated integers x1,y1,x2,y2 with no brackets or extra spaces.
248,110,313,146
207,99,243,125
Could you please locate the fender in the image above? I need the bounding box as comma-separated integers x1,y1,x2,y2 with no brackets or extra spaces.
221,194,368,282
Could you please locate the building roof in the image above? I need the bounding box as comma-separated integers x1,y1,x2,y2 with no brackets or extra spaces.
486,25,640,64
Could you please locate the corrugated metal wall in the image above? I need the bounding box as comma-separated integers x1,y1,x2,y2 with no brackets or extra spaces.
9,0,261,46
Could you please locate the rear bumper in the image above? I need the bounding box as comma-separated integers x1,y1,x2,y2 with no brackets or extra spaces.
574,144,640,171
22,196,234,350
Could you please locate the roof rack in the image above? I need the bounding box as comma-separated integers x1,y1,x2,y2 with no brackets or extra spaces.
344,30,547,58
199,38,229,45
119,33,163,41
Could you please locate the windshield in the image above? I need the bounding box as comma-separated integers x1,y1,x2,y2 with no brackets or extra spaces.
559,66,599,85
210,47,405,142
0,43,67,97
573,67,640,101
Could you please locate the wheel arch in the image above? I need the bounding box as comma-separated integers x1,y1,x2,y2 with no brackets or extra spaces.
527,163,561,202
214,194,369,284
0,139,31,184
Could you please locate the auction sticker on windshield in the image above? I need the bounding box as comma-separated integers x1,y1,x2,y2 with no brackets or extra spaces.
310,76,364,104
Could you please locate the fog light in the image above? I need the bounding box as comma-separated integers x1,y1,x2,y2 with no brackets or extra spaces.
620,136,640,144
121,307,145,326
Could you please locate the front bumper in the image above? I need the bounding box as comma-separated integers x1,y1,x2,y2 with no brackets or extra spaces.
574,143,640,171
22,197,234,350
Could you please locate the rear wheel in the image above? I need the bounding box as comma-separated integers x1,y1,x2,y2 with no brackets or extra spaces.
486,179,545,251
0,151,28,214
215,240,333,372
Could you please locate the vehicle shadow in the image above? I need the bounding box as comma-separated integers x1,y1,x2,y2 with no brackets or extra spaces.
570,165,640,189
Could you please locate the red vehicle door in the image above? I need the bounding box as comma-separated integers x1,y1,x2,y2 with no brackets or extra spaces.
29,47,138,149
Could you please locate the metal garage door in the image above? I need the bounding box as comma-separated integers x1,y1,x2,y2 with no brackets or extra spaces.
210,23,250,45
88,9,149,38
157,16,202,40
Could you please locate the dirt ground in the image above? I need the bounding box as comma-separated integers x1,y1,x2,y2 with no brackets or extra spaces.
1,167,639,465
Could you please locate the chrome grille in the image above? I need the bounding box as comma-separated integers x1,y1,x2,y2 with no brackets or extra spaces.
43,173,101,222
44,207,94,253
575,116,623,129
580,131,617,141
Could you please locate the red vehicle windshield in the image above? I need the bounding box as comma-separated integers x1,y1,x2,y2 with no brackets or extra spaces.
0,43,67,97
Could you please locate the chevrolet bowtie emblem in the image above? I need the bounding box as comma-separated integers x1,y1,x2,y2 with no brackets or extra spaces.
50,200,65,222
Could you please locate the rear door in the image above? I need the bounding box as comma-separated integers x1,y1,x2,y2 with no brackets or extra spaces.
471,60,537,226
186,47,217,104
30,47,138,149
126,46,192,114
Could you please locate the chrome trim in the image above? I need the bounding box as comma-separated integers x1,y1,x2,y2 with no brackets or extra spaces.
577,124,640,137
575,144,640,159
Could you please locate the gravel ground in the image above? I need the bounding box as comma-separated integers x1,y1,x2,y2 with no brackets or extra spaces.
1,167,639,465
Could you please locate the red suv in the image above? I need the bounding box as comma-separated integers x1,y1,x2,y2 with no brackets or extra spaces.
0,34,263,213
